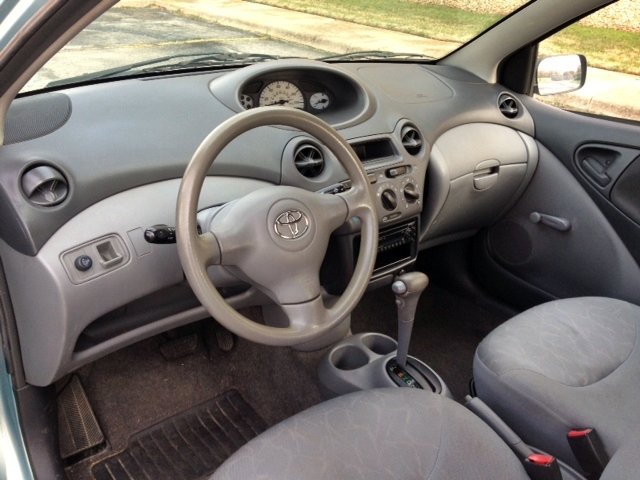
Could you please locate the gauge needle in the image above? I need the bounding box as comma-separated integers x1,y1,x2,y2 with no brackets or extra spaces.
266,100,304,107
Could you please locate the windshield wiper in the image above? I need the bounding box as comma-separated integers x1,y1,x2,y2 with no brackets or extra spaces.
319,50,435,62
47,52,284,87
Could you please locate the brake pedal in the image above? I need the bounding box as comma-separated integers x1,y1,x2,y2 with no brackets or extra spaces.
203,320,235,358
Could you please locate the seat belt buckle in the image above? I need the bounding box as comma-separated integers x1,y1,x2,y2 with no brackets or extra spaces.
523,453,563,480
567,428,609,478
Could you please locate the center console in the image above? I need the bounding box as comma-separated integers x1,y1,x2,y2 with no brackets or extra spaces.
318,272,452,399
318,332,451,398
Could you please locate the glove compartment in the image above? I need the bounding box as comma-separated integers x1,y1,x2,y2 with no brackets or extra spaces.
422,123,538,246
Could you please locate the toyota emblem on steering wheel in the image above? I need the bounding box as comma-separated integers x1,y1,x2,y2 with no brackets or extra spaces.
274,210,309,239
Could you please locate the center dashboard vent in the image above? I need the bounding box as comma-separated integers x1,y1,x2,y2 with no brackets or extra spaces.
294,144,325,178
400,125,423,156
498,94,519,119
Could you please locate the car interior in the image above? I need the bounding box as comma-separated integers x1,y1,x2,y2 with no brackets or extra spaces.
0,0,639,479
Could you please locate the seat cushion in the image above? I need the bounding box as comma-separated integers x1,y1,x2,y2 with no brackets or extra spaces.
213,388,529,479
474,297,640,470
601,432,640,480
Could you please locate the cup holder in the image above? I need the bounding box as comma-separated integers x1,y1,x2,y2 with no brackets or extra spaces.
330,345,370,371
361,333,397,356
319,332,451,399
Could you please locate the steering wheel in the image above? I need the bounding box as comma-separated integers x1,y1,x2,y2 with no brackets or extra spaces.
176,107,378,346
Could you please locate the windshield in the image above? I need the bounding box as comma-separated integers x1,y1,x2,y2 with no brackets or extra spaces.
22,0,531,92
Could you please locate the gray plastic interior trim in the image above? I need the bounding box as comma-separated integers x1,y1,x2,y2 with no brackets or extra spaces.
0,176,272,386
422,123,537,243
0,62,534,256
487,142,640,304
209,59,377,129
317,332,452,398
357,64,453,103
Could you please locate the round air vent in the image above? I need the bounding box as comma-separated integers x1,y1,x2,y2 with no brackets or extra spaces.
21,165,68,206
400,125,423,155
294,144,324,178
498,94,519,119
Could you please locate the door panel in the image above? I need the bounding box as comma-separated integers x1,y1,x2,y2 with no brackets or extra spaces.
610,156,640,224
575,144,639,192
475,97,640,309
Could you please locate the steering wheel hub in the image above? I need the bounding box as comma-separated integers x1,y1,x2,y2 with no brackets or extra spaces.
268,199,316,251
274,209,309,240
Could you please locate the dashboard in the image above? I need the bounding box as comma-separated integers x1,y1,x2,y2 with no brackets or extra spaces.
0,59,538,386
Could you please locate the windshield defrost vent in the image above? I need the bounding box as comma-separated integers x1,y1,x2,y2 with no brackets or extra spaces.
401,125,422,156
21,165,68,207
294,145,324,178
498,94,519,119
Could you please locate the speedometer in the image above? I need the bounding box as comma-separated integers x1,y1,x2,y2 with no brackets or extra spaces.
258,81,305,109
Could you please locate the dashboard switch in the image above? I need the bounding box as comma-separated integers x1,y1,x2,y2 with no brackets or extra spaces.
381,189,398,211
74,255,93,272
386,166,408,178
144,224,176,244
403,184,420,203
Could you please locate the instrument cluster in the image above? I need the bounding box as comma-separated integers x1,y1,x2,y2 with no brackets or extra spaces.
239,78,333,112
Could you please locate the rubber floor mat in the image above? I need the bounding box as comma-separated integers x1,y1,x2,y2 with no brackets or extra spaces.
92,390,267,480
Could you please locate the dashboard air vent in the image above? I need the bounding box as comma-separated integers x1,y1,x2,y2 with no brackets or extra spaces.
21,165,68,206
294,144,324,178
498,94,519,119
400,125,422,155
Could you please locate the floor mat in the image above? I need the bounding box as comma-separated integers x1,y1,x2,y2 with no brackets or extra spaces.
91,390,266,480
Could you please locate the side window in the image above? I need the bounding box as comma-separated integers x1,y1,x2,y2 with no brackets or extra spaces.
534,1,640,122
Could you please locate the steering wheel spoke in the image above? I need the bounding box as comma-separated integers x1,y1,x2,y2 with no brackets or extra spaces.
195,232,222,266
339,184,376,220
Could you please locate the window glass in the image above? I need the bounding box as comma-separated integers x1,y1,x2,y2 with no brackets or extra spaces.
22,0,530,93
535,0,640,122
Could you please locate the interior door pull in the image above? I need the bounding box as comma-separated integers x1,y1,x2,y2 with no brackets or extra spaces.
529,212,572,232
582,157,611,187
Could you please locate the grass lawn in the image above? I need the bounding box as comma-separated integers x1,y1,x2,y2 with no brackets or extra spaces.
251,0,640,75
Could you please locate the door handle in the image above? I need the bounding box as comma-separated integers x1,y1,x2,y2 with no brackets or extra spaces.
581,156,611,187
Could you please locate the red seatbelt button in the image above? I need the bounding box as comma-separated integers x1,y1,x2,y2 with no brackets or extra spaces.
527,454,556,466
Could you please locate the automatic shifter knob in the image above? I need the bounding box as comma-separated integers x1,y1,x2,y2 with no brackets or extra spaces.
392,272,429,367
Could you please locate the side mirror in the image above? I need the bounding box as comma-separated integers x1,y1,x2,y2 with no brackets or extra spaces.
534,54,587,96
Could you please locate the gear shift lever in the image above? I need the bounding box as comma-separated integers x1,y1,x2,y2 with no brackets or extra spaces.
392,271,429,367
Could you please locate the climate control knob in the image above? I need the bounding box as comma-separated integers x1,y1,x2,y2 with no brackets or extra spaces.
381,189,398,211
403,184,420,204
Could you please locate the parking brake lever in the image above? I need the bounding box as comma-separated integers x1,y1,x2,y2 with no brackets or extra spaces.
392,272,429,368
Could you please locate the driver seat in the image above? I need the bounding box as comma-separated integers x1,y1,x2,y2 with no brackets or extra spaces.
212,388,531,479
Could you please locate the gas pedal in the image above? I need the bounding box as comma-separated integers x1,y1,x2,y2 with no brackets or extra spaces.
215,323,234,352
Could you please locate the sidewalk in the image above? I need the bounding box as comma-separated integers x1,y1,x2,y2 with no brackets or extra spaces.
121,0,639,119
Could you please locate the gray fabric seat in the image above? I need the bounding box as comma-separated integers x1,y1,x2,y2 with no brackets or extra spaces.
474,296,640,472
601,432,640,480
213,388,530,479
